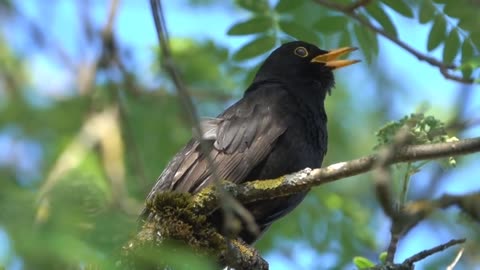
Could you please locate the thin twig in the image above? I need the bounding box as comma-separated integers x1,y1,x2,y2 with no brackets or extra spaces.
76,0,121,94
148,0,259,241
366,239,466,270
373,127,411,263
312,0,474,84
403,239,466,265
149,0,200,127
104,0,119,34
346,0,372,12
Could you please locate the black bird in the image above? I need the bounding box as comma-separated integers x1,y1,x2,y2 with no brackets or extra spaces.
141,41,359,244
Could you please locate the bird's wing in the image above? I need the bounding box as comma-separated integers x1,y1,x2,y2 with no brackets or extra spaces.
144,86,288,203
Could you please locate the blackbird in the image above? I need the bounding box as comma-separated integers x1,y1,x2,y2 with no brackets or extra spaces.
141,41,359,244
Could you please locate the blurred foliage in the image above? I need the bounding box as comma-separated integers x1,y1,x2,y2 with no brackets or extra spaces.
375,113,457,147
229,0,480,79
375,113,458,168
0,0,479,270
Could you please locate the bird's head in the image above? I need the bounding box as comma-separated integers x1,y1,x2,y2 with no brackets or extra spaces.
254,41,360,95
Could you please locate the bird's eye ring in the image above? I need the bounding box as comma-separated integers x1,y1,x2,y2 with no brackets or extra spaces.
294,46,308,58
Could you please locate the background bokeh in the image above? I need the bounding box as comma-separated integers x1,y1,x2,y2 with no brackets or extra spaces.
0,0,479,269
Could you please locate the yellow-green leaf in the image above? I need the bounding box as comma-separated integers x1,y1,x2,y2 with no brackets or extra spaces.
443,29,460,64
313,16,348,34
419,0,435,24
233,35,276,61
379,252,388,264
353,256,375,269
227,16,273,36
279,20,319,44
365,2,398,37
381,0,414,18
466,56,480,70
427,16,446,51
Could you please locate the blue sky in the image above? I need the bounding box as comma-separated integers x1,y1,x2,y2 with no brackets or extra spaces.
1,1,479,269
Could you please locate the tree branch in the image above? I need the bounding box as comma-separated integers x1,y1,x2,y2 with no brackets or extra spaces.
367,238,465,270
312,0,474,84
346,0,372,12
403,239,466,265
123,193,268,270
149,0,203,136
193,136,480,212
130,136,480,269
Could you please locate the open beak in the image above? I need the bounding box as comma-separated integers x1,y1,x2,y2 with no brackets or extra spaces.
311,47,360,69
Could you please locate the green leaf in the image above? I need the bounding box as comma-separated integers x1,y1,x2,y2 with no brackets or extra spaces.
379,252,388,264
235,0,269,13
460,40,474,78
458,17,477,33
227,16,273,36
338,29,352,47
459,55,480,69
368,29,379,55
427,16,446,51
365,2,398,37
353,22,378,64
444,1,473,18
419,0,435,24
442,29,460,64
275,0,303,12
353,256,375,269
233,35,276,61
313,16,348,34
462,41,474,62
279,20,319,44
472,31,480,47
380,0,414,18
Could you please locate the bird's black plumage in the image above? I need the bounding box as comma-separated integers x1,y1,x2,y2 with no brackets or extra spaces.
141,41,358,244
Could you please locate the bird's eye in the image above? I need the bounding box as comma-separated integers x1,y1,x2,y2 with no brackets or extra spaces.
294,46,308,58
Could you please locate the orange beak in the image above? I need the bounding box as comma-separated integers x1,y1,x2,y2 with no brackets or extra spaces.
311,47,360,69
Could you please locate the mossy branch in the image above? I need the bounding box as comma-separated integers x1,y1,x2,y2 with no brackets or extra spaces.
122,193,268,270
124,137,480,269
193,136,480,211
